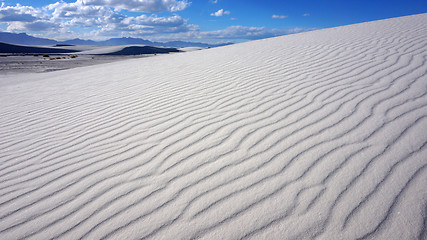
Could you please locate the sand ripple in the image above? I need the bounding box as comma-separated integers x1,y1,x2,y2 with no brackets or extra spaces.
0,14,426,239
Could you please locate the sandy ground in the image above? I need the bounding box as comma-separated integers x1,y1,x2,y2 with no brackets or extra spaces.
0,54,150,74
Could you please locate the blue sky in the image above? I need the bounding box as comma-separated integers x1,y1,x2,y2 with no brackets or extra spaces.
0,0,426,43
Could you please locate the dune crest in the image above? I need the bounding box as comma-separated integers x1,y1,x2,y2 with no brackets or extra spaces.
0,13,426,239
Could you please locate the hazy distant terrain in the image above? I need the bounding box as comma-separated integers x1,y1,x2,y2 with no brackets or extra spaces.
0,55,150,74
0,32,233,48
0,42,184,74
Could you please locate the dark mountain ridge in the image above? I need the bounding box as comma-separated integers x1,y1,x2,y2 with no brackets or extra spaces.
0,32,232,48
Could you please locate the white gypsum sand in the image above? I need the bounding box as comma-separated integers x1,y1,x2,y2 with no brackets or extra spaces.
0,13,426,240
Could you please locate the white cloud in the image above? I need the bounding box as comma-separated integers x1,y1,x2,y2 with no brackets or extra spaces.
210,9,230,17
154,25,313,41
0,1,312,42
272,14,287,19
123,14,197,34
0,2,194,38
44,1,126,30
303,13,310,17
7,20,58,32
47,1,115,19
44,1,194,35
209,0,218,3
131,14,185,26
82,0,190,12
200,25,309,39
0,4,46,22
0,4,57,32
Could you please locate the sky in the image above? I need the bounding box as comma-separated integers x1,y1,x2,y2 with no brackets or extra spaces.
0,0,426,43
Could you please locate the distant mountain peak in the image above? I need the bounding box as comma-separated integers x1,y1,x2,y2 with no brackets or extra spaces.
0,31,57,45
0,32,233,48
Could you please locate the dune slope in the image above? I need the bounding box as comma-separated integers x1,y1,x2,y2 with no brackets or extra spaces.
0,42,78,54
104,46,180,55
0,14,426,239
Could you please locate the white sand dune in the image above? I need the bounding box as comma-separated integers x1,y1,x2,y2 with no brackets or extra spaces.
0,43,179,56
77,45,179,55
0,13,426,239
179,47,207,52
76,45,136,54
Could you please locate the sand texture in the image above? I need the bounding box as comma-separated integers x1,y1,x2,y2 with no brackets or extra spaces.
0,14,426,239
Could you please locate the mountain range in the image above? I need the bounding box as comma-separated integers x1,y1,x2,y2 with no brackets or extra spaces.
0,32,232,48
